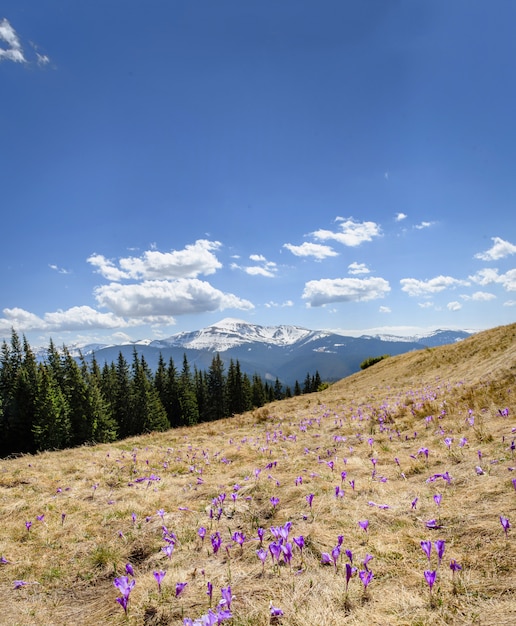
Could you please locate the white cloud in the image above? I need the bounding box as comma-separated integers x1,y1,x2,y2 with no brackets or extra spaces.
379,306,391,313
49,264,71,275
504,300,516,307
0,18,25,63
283,242,338,260
0,306,129,334
418,301,435,309
474,237,516,261
395,212,407,222
447,301,462,311
348,262,370,275
302,276,390,307
470,268,516,291
414,221,434,230
264,300,294,308
232,254,278,278
460,291,496,302
88,240,222,281
312,217,381,247
94,278,254,318
400,275,470,297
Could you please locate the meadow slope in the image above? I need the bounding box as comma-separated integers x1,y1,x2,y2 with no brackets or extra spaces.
0,323,515,625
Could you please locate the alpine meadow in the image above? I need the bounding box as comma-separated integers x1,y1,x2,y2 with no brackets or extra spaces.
0,322,515,626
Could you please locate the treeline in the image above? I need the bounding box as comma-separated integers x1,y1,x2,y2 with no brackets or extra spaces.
0,330,325,457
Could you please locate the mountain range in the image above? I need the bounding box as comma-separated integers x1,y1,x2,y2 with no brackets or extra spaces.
58,318,471,387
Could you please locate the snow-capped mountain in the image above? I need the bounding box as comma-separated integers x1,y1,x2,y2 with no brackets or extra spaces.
61,319,471,387
153,318,329,351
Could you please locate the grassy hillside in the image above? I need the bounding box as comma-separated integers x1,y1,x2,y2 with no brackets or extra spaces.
1,323,515,625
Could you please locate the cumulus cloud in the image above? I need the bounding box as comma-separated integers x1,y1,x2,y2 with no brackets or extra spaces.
447,301,462,311
283,242,338,260
470,268,516,291
302,276,390,307
264,300,294,308
400,275,470,297
395,212,407,222
0,306,129,334
0,18,25,63
414,221,434,230
88,240,222,281
461,291,496,302
312,217,381,247
94,278,254,318
474,237,516,261
231,254,277,277
379,306,391,313
348,262,370,275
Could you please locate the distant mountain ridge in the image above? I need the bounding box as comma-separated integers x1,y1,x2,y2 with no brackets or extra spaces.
51,319,472,387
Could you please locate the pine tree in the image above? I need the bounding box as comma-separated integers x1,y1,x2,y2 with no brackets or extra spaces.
32,365,71,451
130,350,169,434
206,353,226,421
113,352,134,436
273,377,284,401
178,354,199,426
251,373,266,408
61,347,92,446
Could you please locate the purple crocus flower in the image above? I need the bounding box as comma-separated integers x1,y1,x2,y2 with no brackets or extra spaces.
331,545,341,570
257,548,268,565
306,493,314,508
25,521,32,533
345,562,353,592
115,595,129,613
175,582,188,598
321,552,332,565
434,540,446,565
270,496,280,508
198,526,207,542
113,576,135,598
433,494,442,508
450,559,462,574
257,527,265,544
500,515,511,538
362,554,373,570
269,542,282,564
125,563,134,577
220,586,233,610
153,570,166,593
359,569,373,590
345,549,353,563
206,581,213,606
211,532,222,554
358,520,369,533
411,497,419,510
424,569,437,591
13,580,27,589
232,531,246,548
293,535,305,555
270,602,284,617
420,540,432,561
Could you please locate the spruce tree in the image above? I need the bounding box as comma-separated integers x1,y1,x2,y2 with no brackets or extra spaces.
206,353,226,421
32,365,71,451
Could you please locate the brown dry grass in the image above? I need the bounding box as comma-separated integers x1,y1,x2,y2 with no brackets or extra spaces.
0,322,515,625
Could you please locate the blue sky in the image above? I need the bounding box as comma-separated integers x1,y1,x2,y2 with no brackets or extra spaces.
1,1,515,348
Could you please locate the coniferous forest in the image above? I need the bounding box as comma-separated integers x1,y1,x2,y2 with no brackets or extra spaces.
0,330,325,457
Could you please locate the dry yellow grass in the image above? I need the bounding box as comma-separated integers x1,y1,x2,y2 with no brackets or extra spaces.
0,322,515,625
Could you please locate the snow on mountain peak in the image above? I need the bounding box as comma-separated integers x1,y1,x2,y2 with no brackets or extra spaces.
159,319,317,352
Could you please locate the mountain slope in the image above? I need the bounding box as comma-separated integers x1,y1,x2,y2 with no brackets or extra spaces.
78,319,471,386
1,323,515,626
